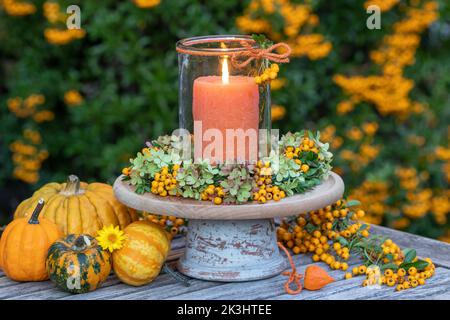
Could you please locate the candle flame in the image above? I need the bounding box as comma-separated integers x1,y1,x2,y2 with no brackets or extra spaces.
222,56,229,84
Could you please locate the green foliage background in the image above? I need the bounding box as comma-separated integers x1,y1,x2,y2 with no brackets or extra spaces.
0,0,449,239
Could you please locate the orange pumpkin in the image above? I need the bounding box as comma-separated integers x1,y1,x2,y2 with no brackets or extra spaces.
112,220,171,286
14,174,138,236
0,199,63,281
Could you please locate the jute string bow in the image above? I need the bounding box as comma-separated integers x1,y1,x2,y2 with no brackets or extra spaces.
231,41,292,68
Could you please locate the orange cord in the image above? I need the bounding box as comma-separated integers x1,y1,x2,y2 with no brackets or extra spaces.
278,241,303,295
231,41,292,68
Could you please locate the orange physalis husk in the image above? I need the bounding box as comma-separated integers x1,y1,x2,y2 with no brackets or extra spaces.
304,265,335,291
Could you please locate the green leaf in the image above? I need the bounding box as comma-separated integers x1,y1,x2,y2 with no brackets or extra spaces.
337,237,349,247
346,200,361,207
381,263,399,271
402,248,417,263
401,260,429,271
305,223,316,233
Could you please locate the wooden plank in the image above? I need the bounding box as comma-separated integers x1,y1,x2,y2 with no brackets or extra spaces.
166,259,350,300
5,242,186,300
371,225,450,268
271,267,450,300
77,276,224,301
2,227,450,300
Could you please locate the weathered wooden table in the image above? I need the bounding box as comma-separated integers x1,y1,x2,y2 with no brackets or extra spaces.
1,225,449,300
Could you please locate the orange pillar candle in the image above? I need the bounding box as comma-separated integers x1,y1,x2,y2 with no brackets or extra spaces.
193,59,259,164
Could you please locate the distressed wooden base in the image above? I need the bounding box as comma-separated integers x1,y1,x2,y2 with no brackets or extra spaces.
177,219,288,282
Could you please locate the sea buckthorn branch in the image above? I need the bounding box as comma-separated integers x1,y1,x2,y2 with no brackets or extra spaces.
277,198,436,291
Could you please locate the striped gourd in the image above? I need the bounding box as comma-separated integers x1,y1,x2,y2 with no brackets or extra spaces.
112,221,171,286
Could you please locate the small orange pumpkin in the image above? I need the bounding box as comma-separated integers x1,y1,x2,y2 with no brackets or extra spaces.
112,220,171,286
0,199,63,281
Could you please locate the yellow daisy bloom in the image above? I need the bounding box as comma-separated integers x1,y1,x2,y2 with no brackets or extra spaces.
96,225,127,253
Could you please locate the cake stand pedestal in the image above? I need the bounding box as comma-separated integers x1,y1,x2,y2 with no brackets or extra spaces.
113,172,344,282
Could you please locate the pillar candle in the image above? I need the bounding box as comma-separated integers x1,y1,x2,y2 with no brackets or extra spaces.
193,75,259,164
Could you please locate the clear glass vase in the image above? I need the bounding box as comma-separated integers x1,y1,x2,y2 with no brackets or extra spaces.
176,35,271,165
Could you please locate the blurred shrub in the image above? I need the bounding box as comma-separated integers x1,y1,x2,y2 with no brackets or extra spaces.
0,0,449,239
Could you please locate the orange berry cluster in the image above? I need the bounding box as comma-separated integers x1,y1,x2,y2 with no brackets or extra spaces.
43,1,64,23
201,185,225,205
145,213,186,239
1,0,36,16
393,261,435,291
345,258,435,291
64,90,84,106
284,136,319,173
380,239,403,264
7,94,55,123
133,0,161,9
252,160,286,203
44,28,86,45
278,200,367,270
9,129,49,184
150,164,179,197
7,95,45,119
255,63,279,85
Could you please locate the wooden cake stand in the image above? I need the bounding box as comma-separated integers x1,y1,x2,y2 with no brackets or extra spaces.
113,172,344,282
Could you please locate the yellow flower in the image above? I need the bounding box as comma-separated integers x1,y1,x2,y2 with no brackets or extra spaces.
96,225,127,253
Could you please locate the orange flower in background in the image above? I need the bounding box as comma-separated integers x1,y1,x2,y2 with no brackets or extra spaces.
1,0,36,16
361,122,379,136
133,0,161,9
336,101,354,115
270,78,286,91
33,110,55,123
43,1,63,23
271,104,286,121
7,94,45,118
237,0,332,60
44,28,86,45
364,0,399,12
334,1,438,118
64,90,84,106
10,129,49,185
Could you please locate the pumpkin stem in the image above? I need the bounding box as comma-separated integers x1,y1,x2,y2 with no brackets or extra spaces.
72,235,90,251
61,175,81,195
28,198,45,224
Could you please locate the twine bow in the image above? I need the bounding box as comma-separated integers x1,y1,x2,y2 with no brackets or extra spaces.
231,41,292,68
278,242,303,295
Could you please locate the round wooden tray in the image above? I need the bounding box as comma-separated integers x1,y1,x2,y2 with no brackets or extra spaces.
113,172,344,220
